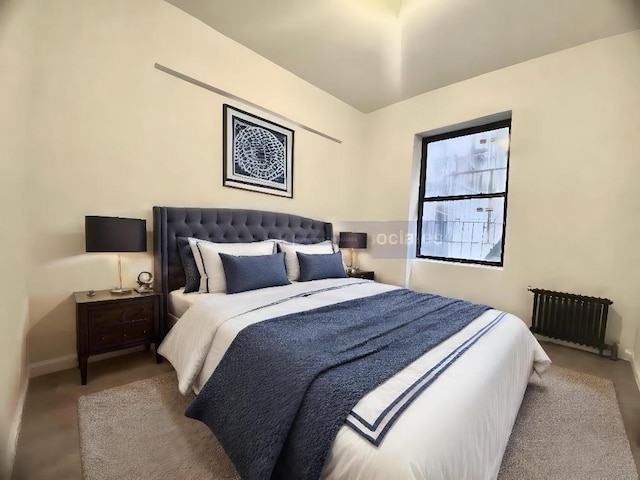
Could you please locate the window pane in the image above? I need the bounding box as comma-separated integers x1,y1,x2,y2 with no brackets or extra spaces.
424,126,509,197
420,197,505,263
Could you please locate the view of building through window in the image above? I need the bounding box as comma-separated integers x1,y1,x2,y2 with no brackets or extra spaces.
418,120,511,265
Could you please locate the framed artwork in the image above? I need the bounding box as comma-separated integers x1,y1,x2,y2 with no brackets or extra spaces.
223,104,294,198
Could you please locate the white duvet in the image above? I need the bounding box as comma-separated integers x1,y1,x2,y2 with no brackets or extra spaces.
158,278,551,480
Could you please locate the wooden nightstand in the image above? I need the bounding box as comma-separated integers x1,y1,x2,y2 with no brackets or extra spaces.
74,290,162,385
348,270,375,280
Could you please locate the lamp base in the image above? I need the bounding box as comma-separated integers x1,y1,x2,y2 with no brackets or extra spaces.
110,287,132,295
110,254,132,294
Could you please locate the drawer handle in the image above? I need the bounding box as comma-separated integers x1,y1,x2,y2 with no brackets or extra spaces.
123,333,127,337
143,330,147,334
101,336,105,341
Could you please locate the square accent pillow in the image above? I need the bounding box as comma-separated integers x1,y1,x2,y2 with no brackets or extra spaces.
219,252,290,294
296,251,348,282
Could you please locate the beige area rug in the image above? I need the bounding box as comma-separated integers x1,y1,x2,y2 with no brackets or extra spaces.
78,374,238,480
498,366,638,480
78,366,638,480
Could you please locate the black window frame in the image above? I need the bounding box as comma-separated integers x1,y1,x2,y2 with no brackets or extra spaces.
416,118,512,267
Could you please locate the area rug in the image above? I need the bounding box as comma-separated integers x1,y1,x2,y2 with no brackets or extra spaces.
78,366,638,480
78,374,238,480
498,366,637,479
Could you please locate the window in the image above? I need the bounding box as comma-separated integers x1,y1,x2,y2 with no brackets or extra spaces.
417,118,511,266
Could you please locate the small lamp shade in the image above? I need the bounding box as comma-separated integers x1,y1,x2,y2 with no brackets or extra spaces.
85,216,147,253
339,232,367,249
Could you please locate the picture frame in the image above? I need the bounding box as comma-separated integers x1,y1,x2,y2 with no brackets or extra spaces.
223,104,294,198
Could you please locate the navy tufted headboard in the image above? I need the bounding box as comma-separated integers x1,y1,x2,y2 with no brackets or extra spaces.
153,206,333,334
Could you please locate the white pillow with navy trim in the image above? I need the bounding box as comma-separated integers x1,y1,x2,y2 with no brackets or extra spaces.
278,240,336,281
188,238,277,293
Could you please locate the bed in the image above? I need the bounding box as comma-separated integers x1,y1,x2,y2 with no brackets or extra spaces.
153,206,550,480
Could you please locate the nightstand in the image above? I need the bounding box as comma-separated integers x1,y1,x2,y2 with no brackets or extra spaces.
348,270,375,280
74,290,162,385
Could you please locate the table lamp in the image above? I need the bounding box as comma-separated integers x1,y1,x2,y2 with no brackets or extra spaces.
339,232,367,273
85,216,147,294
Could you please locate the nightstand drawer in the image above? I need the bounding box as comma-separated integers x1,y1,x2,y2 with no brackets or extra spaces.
86,299,154,326
89,318,153,350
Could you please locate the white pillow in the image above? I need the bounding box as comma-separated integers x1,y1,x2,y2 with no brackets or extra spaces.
278,240,336,281
188,238,276,293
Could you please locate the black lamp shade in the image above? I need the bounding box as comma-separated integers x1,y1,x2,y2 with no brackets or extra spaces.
339,232,367,249
85,216,147,253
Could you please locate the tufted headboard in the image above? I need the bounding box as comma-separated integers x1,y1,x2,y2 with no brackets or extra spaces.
153,206,333,334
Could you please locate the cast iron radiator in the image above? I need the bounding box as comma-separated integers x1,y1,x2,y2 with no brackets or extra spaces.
528,288,614,357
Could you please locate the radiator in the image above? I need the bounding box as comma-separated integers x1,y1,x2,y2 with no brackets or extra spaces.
528,288,614,357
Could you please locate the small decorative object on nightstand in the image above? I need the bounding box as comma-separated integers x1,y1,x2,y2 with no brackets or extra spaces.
135,271,154,294
74,290,162,385
348,270,374,281
339,232,368,274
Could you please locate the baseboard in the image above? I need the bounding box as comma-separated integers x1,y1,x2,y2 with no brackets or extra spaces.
3,373,28,480
534,335,619,357
627,349,640,394
28,346,145,378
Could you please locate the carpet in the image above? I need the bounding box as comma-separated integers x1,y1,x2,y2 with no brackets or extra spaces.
78,374,238,480
78,366,638,480
498,366,638,480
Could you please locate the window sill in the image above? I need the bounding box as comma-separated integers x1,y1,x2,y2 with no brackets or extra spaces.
412,257,504,271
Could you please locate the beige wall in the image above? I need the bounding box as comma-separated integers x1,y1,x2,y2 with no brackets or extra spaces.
359,30,640,356
0,0,33,474
25,0,364,366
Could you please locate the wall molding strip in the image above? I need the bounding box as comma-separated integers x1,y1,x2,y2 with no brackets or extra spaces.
28,346,146,378
154,63,343,144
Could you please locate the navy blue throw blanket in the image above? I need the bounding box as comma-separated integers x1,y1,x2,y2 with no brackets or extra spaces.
185,289,490,480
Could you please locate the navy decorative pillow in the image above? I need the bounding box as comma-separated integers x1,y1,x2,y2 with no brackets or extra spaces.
297,251,348,282
219,252,291,294
177,237,201,293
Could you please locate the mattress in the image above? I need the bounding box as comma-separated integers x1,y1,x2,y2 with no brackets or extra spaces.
168,288,219,318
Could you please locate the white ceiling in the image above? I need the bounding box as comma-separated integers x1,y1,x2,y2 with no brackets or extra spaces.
167,0,640,113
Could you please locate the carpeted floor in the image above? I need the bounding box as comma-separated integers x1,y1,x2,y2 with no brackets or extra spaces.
78,366,638,480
